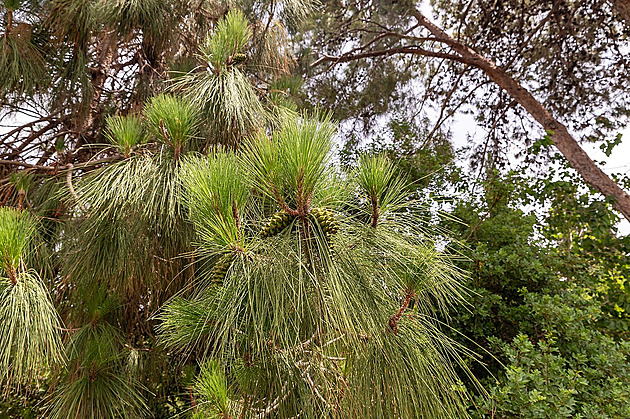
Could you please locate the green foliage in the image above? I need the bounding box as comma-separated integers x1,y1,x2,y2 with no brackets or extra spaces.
192,360,232,417
0,270,65,387
355,154,409,225
47,368,147,419
0,2,495,417
46,290,148,418
0,207,35,273
0,380,46,418
267,75,304,113
341,119,457,193
178,62,266,147
473,289,630,418
60,155,195,332
0,31,46,99
369,139,630,418
3,0,23,10
156,293,217,352
159,116,472,418
8,171,34,195
204,10,251,71
243,115,337,211
99,0,173,42
173,11,267,146
7,3,630,416
144,94,201,156
444,174,630,417
0,209,64,387
46,0,100,51
256,0,312,29
179,152,250,253
104,114,146,157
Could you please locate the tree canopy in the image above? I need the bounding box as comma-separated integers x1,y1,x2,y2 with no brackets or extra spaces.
300,1,630,219
1,1,629,418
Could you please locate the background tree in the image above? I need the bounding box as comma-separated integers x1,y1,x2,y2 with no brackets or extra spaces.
299,0,630,220
352,128,630,417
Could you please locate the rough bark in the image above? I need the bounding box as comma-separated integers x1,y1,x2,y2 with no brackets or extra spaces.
614,0,630,24
75,30,119,158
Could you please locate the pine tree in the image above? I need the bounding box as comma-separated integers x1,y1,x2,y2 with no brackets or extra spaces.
158,119,475,418
1,4,476,417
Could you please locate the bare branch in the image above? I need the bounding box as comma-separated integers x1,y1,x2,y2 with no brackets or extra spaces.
311,46,465,67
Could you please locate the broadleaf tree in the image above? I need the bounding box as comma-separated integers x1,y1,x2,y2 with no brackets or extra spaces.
299,0,630,221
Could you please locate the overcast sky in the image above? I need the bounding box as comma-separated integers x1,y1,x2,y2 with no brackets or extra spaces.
586,127,630,234
448,116,630,234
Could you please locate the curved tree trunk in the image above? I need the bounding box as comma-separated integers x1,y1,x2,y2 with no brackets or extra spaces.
313,9,630,222
614,0,630,24
312,9,630,221
408,9,630,222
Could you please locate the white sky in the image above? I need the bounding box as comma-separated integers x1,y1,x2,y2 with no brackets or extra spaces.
449,115,630,235
585,127,630,234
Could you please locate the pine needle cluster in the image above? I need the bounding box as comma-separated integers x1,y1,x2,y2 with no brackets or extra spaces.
0,208,64,389
158,115,474,418
0,3,476,416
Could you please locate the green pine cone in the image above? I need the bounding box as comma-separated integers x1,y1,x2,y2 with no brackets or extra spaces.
260,212,293,238
210,253,235,284
231,53,247,65
310,207,339,243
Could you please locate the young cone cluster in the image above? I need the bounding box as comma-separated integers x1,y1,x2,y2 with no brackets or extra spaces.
209,253,235,284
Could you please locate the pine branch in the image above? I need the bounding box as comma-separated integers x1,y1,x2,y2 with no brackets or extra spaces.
388,288,414,334
0,156,123,172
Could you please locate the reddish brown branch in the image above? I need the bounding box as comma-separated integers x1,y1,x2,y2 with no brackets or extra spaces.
5,9,12,36
270,184,299,217
311,46,465,68
76,30,118,150
0,156,122,172
7,266,18,285
388,288,414,334
370,195,379,228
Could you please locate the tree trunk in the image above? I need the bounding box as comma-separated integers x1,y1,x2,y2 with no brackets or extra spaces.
75,30,119,159
410,9,630,222
614,0,630,25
